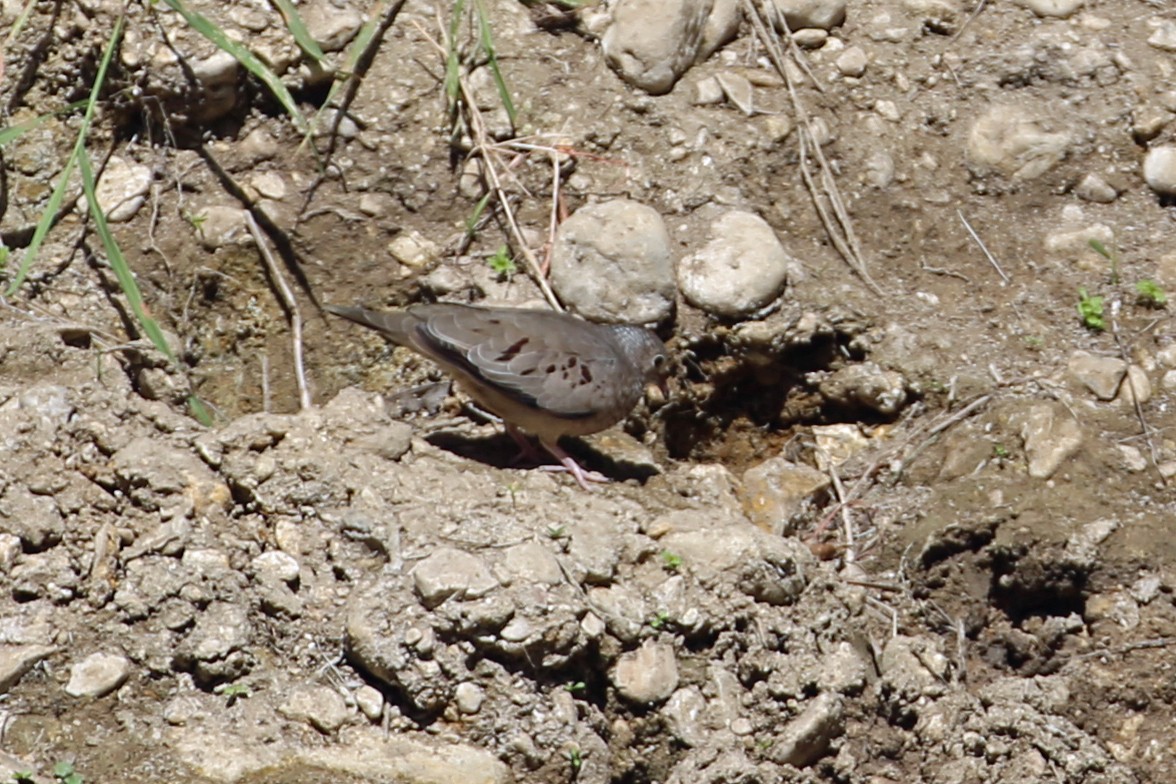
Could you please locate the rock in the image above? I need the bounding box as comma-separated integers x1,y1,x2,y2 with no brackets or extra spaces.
966,105,1071,181
835,46,868,77
1066,351,1127,400
303,0,363,51
0,486,63,551
612,640,679,705
387,229,440,269
550,199,676,323
692,75,724,105
412,548,498,609
1116,365,1152,407
879,636,950,701
195,205,248,250
701,0,742,58
1143,146,1176,196
280,684,351,733
1074,173,1117,203
454,682,485,714
817,362,908,416
89,156,152,222
355,684,384,721
1012,403,1084,479
739,457,830,536
658,522,812,605
811,424,872,470
677,210,795,318
252,551,301,584
500,542,563,586
587,585,649,644
11,549,77,602
346,575,459,713
768,693,844,767
0,644,56,694
1043,219,1114,264
792,27,828,48
715,72,754,116
171,727,511,784
1015,0,1083,17
601,0,713,95
64,652,132,698
1148,21,1176,52
112,437,232,516
770,0,847,30
174,602,253,686
663,687,708,746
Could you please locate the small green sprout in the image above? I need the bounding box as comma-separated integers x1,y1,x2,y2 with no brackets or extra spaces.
220,683,251,705
486,245,517,280
1077,288,1105,331
566,746,583,773
52,762,83,784
649,610,671,629
1136,279,1167,308
992,443,1010,459
546,524,566,540
184,211,208,232
660,551,683,572
564,680,586,694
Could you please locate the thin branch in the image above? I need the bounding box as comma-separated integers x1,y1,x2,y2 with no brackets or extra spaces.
245,212,311,411
957,209,1009,284
742,0,880,294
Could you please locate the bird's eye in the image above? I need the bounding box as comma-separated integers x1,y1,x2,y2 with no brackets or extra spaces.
653,354,667,369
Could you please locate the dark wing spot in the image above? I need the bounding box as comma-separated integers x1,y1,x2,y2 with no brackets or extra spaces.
545,364,557,373
580,364,593,383
495,338,530,362
568,356,578,367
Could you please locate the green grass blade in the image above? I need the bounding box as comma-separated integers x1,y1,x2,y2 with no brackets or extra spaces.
187,395,215,426
474,0,515,127
301,0,395,152
445,0,468,105
0,101,89,147
464,191,492,235
160,0,309,133
3,0,38,47
77,148,176,365
269,0,327,65
4,16,124,296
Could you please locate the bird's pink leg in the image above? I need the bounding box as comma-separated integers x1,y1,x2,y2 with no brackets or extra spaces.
539,438,609,491
505,423,547,465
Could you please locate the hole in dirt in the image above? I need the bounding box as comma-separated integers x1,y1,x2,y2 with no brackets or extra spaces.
984,542,1091,624
58,328,93,349
661,325,894,472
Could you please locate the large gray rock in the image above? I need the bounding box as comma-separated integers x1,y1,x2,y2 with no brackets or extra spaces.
677,210,795,318
550,199,676,324
602,0,713,95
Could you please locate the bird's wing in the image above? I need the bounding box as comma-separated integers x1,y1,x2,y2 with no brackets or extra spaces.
410,305,626,420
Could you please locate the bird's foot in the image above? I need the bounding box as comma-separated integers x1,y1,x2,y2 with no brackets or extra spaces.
540,439,609,491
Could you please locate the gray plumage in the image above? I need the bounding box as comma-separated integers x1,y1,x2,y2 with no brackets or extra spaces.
326,303,668,489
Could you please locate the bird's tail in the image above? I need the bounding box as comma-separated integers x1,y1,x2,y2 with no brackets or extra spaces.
324,305,416,345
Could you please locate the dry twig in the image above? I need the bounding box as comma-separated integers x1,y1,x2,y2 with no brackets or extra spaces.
742,0,881,294
245,212,311,411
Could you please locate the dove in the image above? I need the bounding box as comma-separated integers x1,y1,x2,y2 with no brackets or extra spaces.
325,303,669,490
